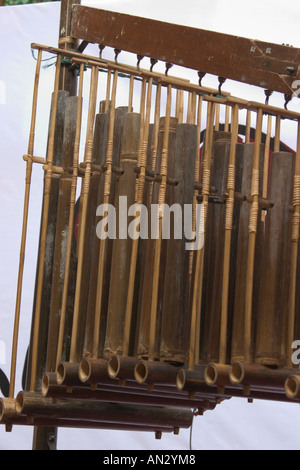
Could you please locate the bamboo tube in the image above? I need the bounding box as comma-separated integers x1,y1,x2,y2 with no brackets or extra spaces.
69,65,99,363
231,141,264,363
230,362,299,391
244,107,263,363
285,375,300,399
136,114,178,360
245,110,251,143
103,112,141,359
287,120,300,367
188,101,215,369
56,361,82,388
46,95,78,372
15,391,194,428
83,106,127,358
255,151,294,367
78,358,108,384
93,70,119,359
29,56,62,392
134,360,182,387
122,78,153,356
160,122,197,363
9,49,42,399
148,84,172,361
107,356,141,384
56,64,85,365
219,104,239,364
204,363,232,388
261,114,272,219
274,115,281,152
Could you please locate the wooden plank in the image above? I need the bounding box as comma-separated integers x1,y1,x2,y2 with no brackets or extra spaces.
71,5,300,95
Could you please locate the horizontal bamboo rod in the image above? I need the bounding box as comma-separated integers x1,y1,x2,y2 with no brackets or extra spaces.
31,43,300,120
204,363,232,388
285,375,300,399
229,362,299,390
134,360,182,387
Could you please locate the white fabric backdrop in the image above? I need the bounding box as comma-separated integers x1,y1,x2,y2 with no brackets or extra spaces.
0,0,300,450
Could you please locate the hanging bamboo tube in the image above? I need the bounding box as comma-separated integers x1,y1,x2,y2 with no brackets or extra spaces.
219,103,239,364
255,149,294,366
231,139,264,363
69,65,99,363
28,55,62,392
188,101,215,369
46,95,79,372
103,111,142,358
9,49,42,399
92,70,119,359
261,114,272,222
122,78,153,356
148,84,172,361
244,107,263,363
287,119,300,367
274,115,281,152
55,63,84,365
159,120,197,363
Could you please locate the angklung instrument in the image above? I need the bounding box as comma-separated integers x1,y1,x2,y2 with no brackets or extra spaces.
1,0,300,450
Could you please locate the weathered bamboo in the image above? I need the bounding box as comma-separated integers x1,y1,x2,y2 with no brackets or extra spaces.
189,101,215,369
9,49,42,399
134,360,182,387
148,84,172,361
204,363,232,389
244,107,263,363
285,375,300,399
103,112,141,359
231,141,264,363
93,70,119,358
69,65,99,363
123,78,153,356
219,104,239,364
160,122,197,363
255,151,294,366
108,356,141,384
29,56,62,392
15,391,194,428
78,358,108,385
55,63,84,365
230,362,299,391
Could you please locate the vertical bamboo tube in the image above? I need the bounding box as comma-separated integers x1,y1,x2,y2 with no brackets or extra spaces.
55,64,84,365
29,56,62,392
69,65,99,363
219,104,239,364
245,110,251,144
46,95,78,372
231,141,264,363
93,70,119,358
274,115,281,153
83,105,127,358
159,121,197,363
244,107,263,363
148,84,172,361
255,150,294,366
9,50,42,399
288,120,300,366
103,111,141,358
123,78,153,356
188,101,215,369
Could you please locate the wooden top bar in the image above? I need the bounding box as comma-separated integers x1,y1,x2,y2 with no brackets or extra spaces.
70,5,300,96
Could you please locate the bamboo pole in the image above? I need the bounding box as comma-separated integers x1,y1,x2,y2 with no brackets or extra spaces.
123,78,153,356
244,107,263,363
93,70,118,358
69,65,99,363
219,103,239,364
148,84,172,361
287,120,300,367
188,101,215,369
56,63,85,365
29,55,62,392
9,50,42,399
